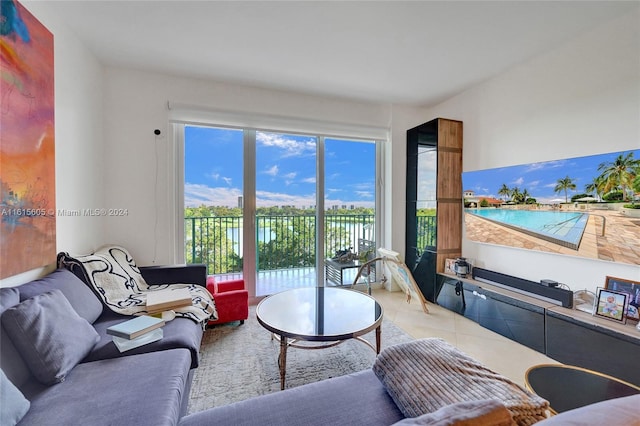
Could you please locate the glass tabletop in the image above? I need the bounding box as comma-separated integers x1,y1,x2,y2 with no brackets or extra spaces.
525,364,640,413
256,287,383,341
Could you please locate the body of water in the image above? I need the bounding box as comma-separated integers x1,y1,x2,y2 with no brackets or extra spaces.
466,208,588,249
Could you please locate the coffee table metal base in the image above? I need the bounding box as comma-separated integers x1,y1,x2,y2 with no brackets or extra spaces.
274,326,381,390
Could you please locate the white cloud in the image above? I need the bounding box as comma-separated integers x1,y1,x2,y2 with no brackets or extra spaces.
525,160,565,173
265,165,279,176
257,132,316,158
355,191,373,199
184,183,242,207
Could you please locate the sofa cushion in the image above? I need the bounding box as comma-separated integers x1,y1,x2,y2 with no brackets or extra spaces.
392,399,515,426
17,268,103,323
179,369,404,426
373,339,549,425
0,369,30,426
18,349,192,426
83,312,204,368
1,289,100,385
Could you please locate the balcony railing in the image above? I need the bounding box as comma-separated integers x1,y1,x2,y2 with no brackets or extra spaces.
185,214,436,275
416,215,437,256
185,214,376,275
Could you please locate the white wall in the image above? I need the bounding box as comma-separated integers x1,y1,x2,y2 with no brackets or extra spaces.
1,2,105,287
101,69,399,265
6,2,637,293
421,9,640,291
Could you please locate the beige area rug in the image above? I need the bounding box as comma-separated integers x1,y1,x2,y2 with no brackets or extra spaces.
187,305,413,414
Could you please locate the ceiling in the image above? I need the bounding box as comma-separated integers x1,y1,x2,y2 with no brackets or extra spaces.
49,1,637,107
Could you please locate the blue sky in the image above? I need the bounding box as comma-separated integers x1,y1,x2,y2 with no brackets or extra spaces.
463,149,639,204
184,126,376,208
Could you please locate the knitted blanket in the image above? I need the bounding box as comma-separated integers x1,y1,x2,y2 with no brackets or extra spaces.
373,338,549,425
58,245,217,324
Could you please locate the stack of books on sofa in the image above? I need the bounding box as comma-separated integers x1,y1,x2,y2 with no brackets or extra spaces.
145,287,192,314
107,315,165,352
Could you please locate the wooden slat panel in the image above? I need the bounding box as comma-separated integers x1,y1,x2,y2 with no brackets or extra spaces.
435,119,463,274
437,119,463,150
437,150,462,199
437,201,462,251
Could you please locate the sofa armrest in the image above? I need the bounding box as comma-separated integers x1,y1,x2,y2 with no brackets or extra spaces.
206,276,245,293
215,279,245,293
140,264,207,287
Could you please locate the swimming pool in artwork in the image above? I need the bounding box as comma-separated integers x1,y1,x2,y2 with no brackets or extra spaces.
466,208,589,250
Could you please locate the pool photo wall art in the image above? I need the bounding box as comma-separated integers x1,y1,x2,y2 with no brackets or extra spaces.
461,149,639,267
0,0,56,278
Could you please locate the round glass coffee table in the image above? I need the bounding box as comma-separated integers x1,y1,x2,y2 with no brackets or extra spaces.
256,287,383,390
525,364,640,414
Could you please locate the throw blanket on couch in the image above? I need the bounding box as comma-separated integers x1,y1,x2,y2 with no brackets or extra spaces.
373,338,549,425
58,245,217,324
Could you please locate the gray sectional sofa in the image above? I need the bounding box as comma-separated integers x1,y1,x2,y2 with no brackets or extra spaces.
1,265,207,426
177,339,640,426
3,264,639,426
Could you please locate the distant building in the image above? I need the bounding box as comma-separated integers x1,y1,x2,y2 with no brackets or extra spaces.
463,190,503,207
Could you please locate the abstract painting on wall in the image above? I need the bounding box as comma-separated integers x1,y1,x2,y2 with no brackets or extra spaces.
462,149,639,266
1,0,55,278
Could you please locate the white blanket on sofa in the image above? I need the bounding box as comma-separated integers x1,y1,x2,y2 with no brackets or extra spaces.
60,245,217,324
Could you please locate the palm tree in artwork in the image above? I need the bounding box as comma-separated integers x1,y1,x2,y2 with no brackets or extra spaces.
597,152,639,202
511,187,523,204
585,176,605,201
498,184,511,202
554,176,577,203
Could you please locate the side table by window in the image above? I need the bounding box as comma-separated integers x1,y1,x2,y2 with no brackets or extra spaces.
324,258,363,287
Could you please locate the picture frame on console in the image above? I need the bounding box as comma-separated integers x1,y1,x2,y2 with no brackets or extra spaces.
604,276,640,322
594,288,628,323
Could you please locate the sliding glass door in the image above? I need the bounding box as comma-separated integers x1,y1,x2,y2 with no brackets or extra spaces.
324,138,377,285
184,126,244,278
255,131,318,295
183,124,378,297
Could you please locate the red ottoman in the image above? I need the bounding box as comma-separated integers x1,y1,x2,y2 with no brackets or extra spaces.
206,276,249,326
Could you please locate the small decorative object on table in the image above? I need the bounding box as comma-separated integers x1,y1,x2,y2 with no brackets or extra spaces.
444,258,456,274
333,247,356,263
573,289,596,314
453,257,471,278
593,287,628,323
604,275,640,323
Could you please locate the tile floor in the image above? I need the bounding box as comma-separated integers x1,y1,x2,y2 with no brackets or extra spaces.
371,287,559,388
